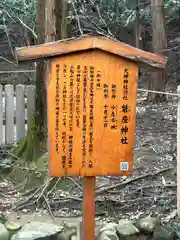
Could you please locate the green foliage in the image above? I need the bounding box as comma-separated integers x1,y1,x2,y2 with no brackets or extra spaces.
71,0,180,38
0,0,36,30
158,199,171,212
0,0,180,40
165,0,180,8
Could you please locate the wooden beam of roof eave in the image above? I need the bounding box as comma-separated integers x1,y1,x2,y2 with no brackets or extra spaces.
15,36,167,70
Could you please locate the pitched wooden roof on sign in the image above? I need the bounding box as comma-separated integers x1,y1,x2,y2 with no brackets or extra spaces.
15,35,167,69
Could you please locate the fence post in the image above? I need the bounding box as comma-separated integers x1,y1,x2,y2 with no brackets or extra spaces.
27,85,36,129
0,85,3,144
177,85,180,217
16,84,25,142
5,85,14,144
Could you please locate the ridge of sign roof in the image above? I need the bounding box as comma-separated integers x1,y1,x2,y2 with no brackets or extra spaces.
15,35,167,69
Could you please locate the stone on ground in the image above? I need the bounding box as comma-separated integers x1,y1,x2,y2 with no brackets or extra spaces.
0,223,9,240
57,228,76,240
11,221,63,240
100,223,117,233
5,222,22,239
71,237,77,240
5,222,21,231
116,219,139,237
153,225,175,240
136,216,160,233
99,231,119,240
99,223,119,240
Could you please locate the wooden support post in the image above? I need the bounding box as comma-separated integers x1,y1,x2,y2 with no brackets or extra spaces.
16,84,25,142
5,84,14,144
177,85,180,217
83,176,95,240
0,85,3,145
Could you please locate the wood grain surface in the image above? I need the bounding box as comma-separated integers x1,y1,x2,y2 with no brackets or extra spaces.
47,49,138,177
15,35,167,69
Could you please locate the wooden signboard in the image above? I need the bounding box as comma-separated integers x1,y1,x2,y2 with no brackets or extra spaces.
15,35,167,240
48,50,138,176
15,35,167,178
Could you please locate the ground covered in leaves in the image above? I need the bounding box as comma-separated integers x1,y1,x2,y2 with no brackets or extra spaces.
0,89,179,238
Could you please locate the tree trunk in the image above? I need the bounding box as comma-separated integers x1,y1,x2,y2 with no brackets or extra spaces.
147,0,167,102
56,0,69,39
34,0,46,156
19,0,46,161
14,0,69,161
34,0,68,159
135,0,140,49
45,0,56,42
33,0,57,158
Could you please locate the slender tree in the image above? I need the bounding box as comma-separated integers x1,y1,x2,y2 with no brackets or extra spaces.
135,0,140,48
34,0,69,157
56,0,69,39
34,0,46,156
147,0,167,101
14,0,69,161
19,0,46,161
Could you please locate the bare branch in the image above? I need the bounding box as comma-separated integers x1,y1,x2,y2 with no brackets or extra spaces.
43,194,55,220
3,16,16,60
89,0,115,37
70,0,84,35
2,10,16,23
16,16,38,39
0,56,18,66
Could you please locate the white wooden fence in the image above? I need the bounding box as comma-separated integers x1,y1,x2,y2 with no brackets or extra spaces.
0,84,36,144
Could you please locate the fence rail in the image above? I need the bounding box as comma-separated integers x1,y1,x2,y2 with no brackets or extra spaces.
0,84,36,144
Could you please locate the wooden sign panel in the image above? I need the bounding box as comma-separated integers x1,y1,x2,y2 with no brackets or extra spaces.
47,50,138,177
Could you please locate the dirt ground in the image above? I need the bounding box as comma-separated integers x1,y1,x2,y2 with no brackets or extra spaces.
0,83,178,232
